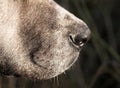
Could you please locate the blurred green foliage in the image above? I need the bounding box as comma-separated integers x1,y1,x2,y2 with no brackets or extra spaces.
0,0,120,88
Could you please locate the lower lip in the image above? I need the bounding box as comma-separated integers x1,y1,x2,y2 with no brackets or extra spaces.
65,55,79,70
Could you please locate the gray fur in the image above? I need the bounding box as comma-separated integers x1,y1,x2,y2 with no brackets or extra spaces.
0,0,90,79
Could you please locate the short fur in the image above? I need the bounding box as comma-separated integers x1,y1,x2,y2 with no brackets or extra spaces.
0,0,90,79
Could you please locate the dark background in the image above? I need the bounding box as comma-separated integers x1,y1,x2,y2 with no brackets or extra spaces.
0,0,120,88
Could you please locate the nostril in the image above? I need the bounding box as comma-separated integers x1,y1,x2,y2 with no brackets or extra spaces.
69,35,73,42
77,37,88,43
69,34,88,47
75,34,88,45
81,37,88,43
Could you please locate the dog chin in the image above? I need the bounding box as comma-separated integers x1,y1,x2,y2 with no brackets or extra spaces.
31,49,80,79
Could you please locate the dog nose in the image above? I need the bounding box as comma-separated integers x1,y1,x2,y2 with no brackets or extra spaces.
69,26,91,48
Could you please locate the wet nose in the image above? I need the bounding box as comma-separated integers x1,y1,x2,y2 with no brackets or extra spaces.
69,26,91,48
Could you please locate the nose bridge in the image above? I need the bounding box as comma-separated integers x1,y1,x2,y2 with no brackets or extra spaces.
59,7,91,46
63,9,90,34
54,1,91,41
60,6,91,39
54,1,84,26
64,14,91,40
54,2,89,31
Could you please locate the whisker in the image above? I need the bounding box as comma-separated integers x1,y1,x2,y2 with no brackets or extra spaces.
56,76,59,86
